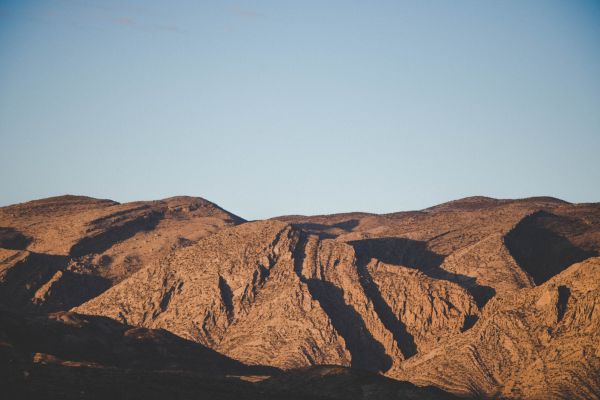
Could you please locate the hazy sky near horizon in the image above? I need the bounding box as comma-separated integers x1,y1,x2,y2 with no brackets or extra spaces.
1,1,599,219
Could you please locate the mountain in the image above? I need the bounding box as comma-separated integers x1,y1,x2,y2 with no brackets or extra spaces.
1,194,599,399
74,220,478,371
0,195,243,311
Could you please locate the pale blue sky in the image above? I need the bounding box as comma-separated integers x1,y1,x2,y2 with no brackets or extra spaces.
1,1,599,219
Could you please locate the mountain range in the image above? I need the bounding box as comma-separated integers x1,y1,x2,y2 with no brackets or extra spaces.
1,194,599,399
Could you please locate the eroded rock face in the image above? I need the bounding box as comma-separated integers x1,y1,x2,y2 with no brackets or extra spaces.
76,221,478,371
75,221,478,373
76,222,351,369
2,195,600,399
393,257,600,399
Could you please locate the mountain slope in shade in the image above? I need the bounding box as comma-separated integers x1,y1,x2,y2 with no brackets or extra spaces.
0,307,457,400
0,195,244,311
394,257,600,399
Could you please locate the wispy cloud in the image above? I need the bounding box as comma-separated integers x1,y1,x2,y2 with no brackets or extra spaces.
114,16,135,26
230,5,264,19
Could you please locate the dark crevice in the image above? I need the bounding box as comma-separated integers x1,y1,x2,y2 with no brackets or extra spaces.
461,314,479,332
159,287,175,312
292,231,309,279
258,264,270,282
292,232,392,372
218,276,234,321
355,261,417,358
305,279,392,372
556,285,570,322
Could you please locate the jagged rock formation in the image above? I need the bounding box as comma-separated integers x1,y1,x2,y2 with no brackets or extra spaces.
2,195,600,399
75,221,478,373
394,257,600,399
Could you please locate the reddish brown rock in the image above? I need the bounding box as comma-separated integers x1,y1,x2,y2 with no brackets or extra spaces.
393,257,600,399
2,195,600,399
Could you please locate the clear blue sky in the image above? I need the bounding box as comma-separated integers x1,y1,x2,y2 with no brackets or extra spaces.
1,1,599,219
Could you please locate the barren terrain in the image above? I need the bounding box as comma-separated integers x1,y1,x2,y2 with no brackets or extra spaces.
1,195,599,399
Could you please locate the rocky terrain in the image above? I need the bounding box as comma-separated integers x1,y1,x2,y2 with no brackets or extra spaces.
0,195,243,312
1,195,599,399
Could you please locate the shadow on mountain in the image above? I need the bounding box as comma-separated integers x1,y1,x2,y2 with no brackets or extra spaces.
0,307,284,400
349,237,443,269
0,252,113,312
33,270,113,312
305,279,393,372
289,219,360,239
504,211,597,284
69,211,163,257
348,237,496,308
0,307,277,376
258,365,460,400
1,308,459,400
292,233,392,372
0,252,68,309
0,227,32,250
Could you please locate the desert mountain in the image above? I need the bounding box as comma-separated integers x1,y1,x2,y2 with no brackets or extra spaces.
1,195,599,399
0,195,243,311
394,257,600,399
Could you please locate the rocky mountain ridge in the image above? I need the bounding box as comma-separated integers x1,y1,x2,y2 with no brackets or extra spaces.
1,194,599,399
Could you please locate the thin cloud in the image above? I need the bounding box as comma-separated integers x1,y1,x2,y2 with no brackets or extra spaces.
114,16,135,26
230,5,264,19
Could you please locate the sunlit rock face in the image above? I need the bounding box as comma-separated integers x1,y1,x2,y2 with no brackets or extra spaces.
2,195,600,399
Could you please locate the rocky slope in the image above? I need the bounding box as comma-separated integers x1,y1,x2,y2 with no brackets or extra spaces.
394,257,600,399
2,195,600,399
0,195,243,311
277,197,600,306
75,221,478,372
